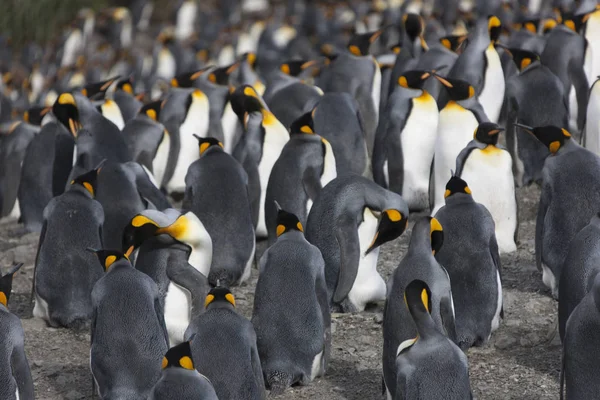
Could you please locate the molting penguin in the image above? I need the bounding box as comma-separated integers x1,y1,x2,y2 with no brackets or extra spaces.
455,122,518,253
382,217,456,399
149,341,219,400
265,113,337,245
182,136,255,287
434,175,504,349
89,249,169,399
373,70,438,211
306,174,409,312
32,164,105,329
0,263,34,400
252,207,331,394
516,123,600,298
394,280,472,400
185,287,266,400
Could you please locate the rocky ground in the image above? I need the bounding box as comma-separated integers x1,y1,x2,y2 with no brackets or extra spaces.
0,183,561,400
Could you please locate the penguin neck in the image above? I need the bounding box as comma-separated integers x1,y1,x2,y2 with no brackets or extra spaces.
406,222,434,256
553,139,579,156
445,193,474,206
207,302,235,311
408,303,438,339
277,230,305,242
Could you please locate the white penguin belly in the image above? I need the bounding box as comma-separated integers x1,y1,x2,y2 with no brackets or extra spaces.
478,46,505,124
371,61,382,122
585,82,600,155
164,282,191,346
222,103,239,154
176,1,197,41
152,132,170,186
157,49,176,80
585,13,600,85
542,262,558,299
491,270,503,333
239,239,256,285
9,198,20,219
33,292,51,322
399,95,439,210
432,105,478,215
460,148,517,253
141,165,159,189
310,350,324,380
101,101,125,131
308,140,337,215
347,208,386,311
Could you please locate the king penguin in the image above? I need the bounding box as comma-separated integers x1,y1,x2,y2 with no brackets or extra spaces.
252,207,331,394
89,249,169,399
394,280,472,400
182,136,255,287
373,70,438,211
185,287,266,400
306,174,409,312
515,123,600,298
434,175,504,349
583,76,600,154
382,217,456,399
33,164,105,329
455,122,518,253
0,263,34,400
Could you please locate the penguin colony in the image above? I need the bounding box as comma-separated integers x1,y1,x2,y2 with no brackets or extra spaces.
1,0,600,398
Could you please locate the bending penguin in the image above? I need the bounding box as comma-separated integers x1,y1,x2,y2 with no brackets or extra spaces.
306,174,409,313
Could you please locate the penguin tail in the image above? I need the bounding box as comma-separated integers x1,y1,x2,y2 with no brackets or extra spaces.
266,371,293,396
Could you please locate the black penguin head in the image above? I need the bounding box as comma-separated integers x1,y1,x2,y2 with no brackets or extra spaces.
229,85,266,123
275,203,304,237
519,18,540,34
390,43,402,54
514,123,572,155
81,76,119,99
542,18,558,34
87,249,130,271
403,13,426,44
404,279,432,316
171,68,210,88
70,159,105,197
24,106,50,126
562,11,587,33
434,75,476,101
429,217,443,255
140,100,162,122
162,341,195,370
122,214,161,256
366,209,409,254
488,15,502,43
503,47,540,72
474,122,503,145
0,263,23,307
347,30,383,56
241,52,257,69
116,77,134,94
207,64,239,86
398,70,432,90
194,135,223,156
444,175,472,199
289,111,315,135
439,35,467,52
279,60,314,77
52,92,82,136
205,286,236,309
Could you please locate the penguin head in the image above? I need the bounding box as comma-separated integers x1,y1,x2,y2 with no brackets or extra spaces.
289,111,315,135
474,122,503,145
229,85,272,126
562,12,586,33
429,217,443,255
403,13,427,50
275,202,304,236
87,249,130,271
171,69,206,88
52,92,82,136
0,263,23,307
81,76,119,100
116,77,134,94
404,279,432,315
140,100,162,122
434,75,476,101
24,106,50,126
503,47,540,72
241,52,257,69
390,44,402,55
514,123,572,155
347,30,383,56
488,15,502,43
70,159,105,197
439,35,467,52
444,175,472,199
205,286,236,309
542,18,558,34
207,64,239,86
366,209,408,254
279,60,314,77
519,18,540,34
162,341,195,370
194,135,224,156
398,70,433,90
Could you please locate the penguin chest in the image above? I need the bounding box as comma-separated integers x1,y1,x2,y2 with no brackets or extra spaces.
175,1,197,40
478,46,505,124
491,269,503,334
585,12,600,83
307,142,338,215
347,208,386,311
157,48,176,80
222,102,239,153
398,94,439,209
152,131,171,185
371,60,382,118
586,84,600,155
164,282,191,346
101,101,125,130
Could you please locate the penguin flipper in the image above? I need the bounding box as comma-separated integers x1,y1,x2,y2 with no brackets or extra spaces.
31,219,48,304
154,296,169,347
428,158,435,213
371,115,389,187
332,215,361,304
440,294,458,344
302,167,322,203
568,57,589,133
52,130,75,197
10,325,34,400
160,118,180,189
535,178,551,272
126,162,171,210
315,256,331,370
249,329,266,399
166,260,209,322
454,140,483,177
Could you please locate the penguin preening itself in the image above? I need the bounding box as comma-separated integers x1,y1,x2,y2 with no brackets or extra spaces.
306,174,409,313
394,280,472,400
382,217,456,399
89,249,169,399
0,263,34,400
455,122,518,254
516,123,600,299
252,207,331,394
33,164,105,329
373,70,438,212
182,136,255,287
434,175,503,350
185,287,266,400
149,341,219,400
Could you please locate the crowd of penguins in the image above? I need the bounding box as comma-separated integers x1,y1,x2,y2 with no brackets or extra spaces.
2,0,600,398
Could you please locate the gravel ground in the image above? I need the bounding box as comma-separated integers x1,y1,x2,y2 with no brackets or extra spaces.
0,183,561,400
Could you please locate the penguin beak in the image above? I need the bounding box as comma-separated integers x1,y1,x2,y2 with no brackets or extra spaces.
514,122,534,133
433,74,453,88
488,128,504,135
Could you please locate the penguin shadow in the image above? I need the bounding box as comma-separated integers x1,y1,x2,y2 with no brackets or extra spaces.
327,358,381,400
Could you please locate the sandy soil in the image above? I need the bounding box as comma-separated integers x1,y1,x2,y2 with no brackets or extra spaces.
1,183,561,400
